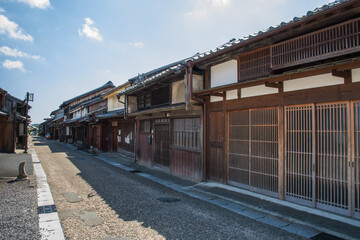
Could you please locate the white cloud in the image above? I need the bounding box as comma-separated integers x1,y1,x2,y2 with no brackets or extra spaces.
0,46,41,60
185,0,232,20
2,59,25,72
13,0,51,9
129,41,145,48
0,15,33,41
210,0,231,7
78,17,103,42
0,7,5,12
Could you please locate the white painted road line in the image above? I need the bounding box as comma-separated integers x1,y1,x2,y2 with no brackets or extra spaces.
31,149,65,240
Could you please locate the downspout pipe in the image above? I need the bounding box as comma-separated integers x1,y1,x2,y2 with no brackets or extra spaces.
186,60,207,182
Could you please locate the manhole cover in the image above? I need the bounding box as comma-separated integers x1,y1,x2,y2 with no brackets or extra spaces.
157,197,180,203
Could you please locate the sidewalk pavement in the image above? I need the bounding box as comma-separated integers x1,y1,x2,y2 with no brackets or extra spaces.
0,149,33,179
85,149,360,240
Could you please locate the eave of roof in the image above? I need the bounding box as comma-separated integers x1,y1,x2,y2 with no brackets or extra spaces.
60,81,114,108
121,59,187,95
96,109,124,119
188,0,356,66
102,82,129,97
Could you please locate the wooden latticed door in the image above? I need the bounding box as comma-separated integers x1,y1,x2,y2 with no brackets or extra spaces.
228,108,279,197
353,101,360,218
154,119,170,168
285,101,360,217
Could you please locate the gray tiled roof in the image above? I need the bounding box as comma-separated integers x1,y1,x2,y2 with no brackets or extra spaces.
188,0,349,62
60,81,114,108
96,109,124,119
121,60,186,94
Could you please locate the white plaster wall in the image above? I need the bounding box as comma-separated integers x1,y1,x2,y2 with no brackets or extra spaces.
352,68,360,83
284,73,343,92
128,96,138,113
108,95,124,111
211,60,237,88
226,90,238,100
241,85,278,98
172,80,185,104
210,96,223,102
193,74,203,91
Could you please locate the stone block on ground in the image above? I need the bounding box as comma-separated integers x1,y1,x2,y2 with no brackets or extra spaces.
62,192,83,203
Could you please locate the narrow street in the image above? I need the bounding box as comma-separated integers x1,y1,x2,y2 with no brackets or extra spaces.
31,136,304,240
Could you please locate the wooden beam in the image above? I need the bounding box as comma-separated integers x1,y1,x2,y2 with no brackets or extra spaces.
211,92,224,97
331,69,351,78
265,81,283,89
194,59,360,98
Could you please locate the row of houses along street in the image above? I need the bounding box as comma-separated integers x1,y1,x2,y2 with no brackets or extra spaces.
40,0,360,231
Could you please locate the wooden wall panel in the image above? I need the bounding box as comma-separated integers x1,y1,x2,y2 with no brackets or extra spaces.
137,133,153,166
170,148,202,182
0,118,14,153
118,121,135,153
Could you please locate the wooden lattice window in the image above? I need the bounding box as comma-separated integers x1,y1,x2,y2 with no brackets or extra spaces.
140,120,152,133
172,118,200,151
271,17,360,70
138,93,151,110
238,47,270,82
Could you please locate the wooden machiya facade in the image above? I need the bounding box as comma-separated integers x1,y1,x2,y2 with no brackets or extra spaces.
61,81,114,147
0,89,29,153
97,83,135,157
124,61,204,181
192,0,360,218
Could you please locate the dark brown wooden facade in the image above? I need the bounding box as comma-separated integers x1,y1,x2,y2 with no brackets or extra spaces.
101,118,135,155
126,63,204,182
193,1,360,218
0,90,28,153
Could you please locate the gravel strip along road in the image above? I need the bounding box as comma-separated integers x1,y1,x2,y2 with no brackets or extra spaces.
0,177,40,240
32,137,305,240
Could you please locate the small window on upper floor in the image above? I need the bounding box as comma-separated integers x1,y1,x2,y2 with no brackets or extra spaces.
238,46,270,82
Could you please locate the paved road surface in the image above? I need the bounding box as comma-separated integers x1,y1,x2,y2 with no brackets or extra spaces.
32,137,304,240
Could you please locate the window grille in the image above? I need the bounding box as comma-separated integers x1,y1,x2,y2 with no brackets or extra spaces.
172,118,200,151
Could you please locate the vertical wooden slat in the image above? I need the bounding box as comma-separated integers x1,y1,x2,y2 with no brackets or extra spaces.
349,102,354,216
312,104,316,207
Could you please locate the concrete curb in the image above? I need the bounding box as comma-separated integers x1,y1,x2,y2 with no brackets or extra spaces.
31,149,65,240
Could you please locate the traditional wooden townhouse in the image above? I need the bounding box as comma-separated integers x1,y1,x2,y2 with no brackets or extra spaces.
122,60,204,181
47,108,64,140
96,82,135,158
189,0,360,218
0,88,29,152
61,81,114,146
85,96,107,151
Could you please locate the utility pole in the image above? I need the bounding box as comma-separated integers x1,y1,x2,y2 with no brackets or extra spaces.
24,92,34,154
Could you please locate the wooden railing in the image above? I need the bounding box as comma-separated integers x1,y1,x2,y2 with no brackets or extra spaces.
271,17,360,70
237,17,360,82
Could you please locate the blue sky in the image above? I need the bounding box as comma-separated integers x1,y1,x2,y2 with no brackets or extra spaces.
0,0,332,124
